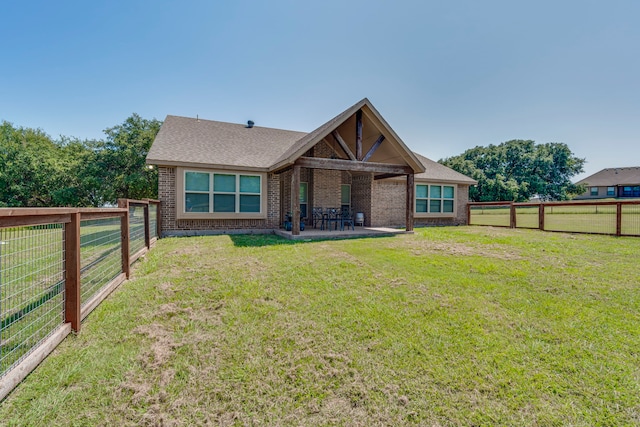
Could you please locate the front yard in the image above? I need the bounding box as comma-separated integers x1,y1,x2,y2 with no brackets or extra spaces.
1,227,638,425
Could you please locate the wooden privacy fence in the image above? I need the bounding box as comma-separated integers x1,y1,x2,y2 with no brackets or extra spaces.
0,199,160,401
468,200,640,237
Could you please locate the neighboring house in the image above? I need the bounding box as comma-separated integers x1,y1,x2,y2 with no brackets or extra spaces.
146,98,477,236
575,167,640,199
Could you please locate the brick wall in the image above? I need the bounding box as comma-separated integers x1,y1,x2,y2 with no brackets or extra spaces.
158,166,177,231
371,179,407,227
158,166,280,235
280,169,291,223
266,173,280,228
312,169,341,208
351,174,373,226
370,180,472,227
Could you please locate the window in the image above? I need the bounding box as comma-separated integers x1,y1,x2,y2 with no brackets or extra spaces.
341,184,351,211
607,186,616,197
299,182,308,218
184,170,262,214
185,172,210,212
624,186,640,197
590,187,598,196
416,184,455,214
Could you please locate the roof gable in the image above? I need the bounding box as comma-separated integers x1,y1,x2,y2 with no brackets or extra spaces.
269,98,425,173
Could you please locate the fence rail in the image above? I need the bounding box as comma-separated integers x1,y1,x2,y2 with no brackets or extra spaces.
0,199,160,400
468,200,640,237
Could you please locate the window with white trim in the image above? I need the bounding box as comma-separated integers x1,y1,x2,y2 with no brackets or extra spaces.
184,171,261,213
416,184,455,214
299,182,308,218
341,184,351,211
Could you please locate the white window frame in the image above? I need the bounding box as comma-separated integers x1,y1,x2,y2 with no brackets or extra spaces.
341,184,351,211
300,182,308,219
414,183,457,217
176,167,267,220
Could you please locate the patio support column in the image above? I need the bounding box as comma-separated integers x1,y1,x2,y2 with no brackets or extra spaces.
291,164,301,235
356,109,363,160
405,173,414,232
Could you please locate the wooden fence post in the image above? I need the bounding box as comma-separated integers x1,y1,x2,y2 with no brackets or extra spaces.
64,211,81,332
510,203,516,228
538,203,545,231
616,202,622,236
118,200,131,278
143,204,150,249
156,201,162,238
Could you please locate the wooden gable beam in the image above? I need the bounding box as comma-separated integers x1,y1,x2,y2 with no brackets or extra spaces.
355,109,363,160
331,130,356,161
362,134,385,162
295,157,413,175
374,173,404,180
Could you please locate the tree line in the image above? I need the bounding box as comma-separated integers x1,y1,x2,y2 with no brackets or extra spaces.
0,114,161,207
439,140,586,202
1,115,586,207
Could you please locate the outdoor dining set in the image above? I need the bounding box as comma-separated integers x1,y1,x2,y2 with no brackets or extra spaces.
311,207,357,231
284,207,362,232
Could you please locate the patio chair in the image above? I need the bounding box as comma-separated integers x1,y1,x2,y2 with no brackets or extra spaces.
340,208,355,231
325,208,341,231
312,207,325,230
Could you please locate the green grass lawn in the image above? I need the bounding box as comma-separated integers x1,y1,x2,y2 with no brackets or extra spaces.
1,227,639,425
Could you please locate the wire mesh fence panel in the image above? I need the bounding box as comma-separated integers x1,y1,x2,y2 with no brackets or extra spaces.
469,205,511,227
544,204,617,234
621,204,640,236
149,204,158,240
129,206,146,257
0,225,65,378
515,206,539,229
80,218,123,306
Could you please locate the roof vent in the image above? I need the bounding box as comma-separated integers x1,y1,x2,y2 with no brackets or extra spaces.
246,120,254,128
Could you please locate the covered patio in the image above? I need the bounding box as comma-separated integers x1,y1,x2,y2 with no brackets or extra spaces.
272,101,426,236
274,225,411,241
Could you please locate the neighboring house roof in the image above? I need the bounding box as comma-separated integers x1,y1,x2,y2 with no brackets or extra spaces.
146,98,474,185
413,153,477,185
577,167,640,186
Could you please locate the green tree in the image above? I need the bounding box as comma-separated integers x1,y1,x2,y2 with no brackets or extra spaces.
100,114,162,203
53,137,107,207
0,121,66,207
0,114,162,208
440,140,586,202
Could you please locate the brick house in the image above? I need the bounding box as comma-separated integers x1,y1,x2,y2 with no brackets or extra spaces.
146,98,476,236
575,167,640,199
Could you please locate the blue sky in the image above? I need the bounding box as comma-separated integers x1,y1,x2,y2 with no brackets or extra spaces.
2,1,638,180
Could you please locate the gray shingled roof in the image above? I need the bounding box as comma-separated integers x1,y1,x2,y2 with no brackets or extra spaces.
413,153,477,184
146,101,475,186
577,167,640,186
146,115,307,170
